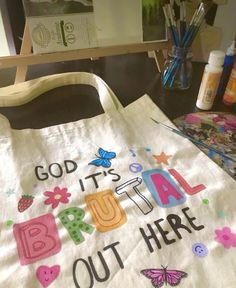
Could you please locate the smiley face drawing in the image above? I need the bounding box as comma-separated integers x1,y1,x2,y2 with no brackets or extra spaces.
192,243,208,257
36,265,60,288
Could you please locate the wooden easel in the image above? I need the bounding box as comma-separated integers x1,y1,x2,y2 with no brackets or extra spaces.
0,22,170,84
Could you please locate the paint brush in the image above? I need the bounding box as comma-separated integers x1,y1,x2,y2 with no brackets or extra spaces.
151,118,236,163
160,0,178,46
181,1,204,47
182,0,213,47
166,0,180,46
180,0,186,43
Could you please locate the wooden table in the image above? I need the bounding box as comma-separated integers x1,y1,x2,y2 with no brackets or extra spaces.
0,53,235,129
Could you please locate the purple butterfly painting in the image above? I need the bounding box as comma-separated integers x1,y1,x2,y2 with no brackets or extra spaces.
141,266,188,287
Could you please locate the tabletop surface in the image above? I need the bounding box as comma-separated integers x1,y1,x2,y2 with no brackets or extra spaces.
0,52,235,129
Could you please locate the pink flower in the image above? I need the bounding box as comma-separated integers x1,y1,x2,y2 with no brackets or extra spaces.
44,187,71,209
215,227,236,249
232,234,236,247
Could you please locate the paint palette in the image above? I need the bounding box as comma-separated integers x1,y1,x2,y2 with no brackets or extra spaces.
174,112,236,180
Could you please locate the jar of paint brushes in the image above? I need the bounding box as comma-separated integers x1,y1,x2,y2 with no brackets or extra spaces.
162,46,193,90
160,0,214,90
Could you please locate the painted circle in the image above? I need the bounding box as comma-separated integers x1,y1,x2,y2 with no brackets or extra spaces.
192,243,208,257
129,163,143,173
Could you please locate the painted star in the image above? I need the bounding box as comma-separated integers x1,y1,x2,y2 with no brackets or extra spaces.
153,152,172,165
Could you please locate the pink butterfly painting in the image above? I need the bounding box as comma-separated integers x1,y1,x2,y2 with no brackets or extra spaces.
141,266,188,287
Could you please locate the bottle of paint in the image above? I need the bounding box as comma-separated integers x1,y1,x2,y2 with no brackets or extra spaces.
196,50,225,110
216,41,236,100
223,61,236,105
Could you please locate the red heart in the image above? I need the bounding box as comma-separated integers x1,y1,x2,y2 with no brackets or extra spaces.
36,265,60,288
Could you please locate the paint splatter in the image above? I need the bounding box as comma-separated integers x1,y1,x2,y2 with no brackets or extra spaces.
145,148,151,152
6,188,15,197
129,149,136,157
6,220,14,227
202,199,209,205
218,211,225,218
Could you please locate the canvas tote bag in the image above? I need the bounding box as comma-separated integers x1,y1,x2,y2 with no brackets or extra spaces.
0,72,236,288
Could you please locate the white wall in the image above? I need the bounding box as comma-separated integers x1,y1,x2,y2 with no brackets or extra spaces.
0,9,10,56
214,0,236,51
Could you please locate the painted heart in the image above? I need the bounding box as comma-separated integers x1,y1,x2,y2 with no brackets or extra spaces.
36,265,60,288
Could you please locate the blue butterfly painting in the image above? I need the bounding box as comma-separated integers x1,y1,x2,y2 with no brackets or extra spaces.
89,148,116,168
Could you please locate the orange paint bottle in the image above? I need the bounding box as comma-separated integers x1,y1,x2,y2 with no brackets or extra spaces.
223,61,236,105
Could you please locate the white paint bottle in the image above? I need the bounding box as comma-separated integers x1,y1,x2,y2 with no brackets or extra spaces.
196,50,225,110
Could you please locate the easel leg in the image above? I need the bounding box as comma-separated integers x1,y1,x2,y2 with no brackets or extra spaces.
148,50,166,73
152,50,165,73
15,22,32,84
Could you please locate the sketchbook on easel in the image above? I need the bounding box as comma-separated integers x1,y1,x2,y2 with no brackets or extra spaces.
22,0,167,54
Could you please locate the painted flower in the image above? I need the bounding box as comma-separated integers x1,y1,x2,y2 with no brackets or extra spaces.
232,234,236,247
44,187,71,209
215,227,236,249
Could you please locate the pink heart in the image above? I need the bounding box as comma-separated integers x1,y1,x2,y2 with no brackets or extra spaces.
36,265,60,288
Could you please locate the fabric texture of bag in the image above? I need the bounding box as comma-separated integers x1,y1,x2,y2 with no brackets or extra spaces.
0,72,236,288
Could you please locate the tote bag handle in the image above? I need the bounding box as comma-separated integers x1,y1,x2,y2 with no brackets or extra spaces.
0,72,123,115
